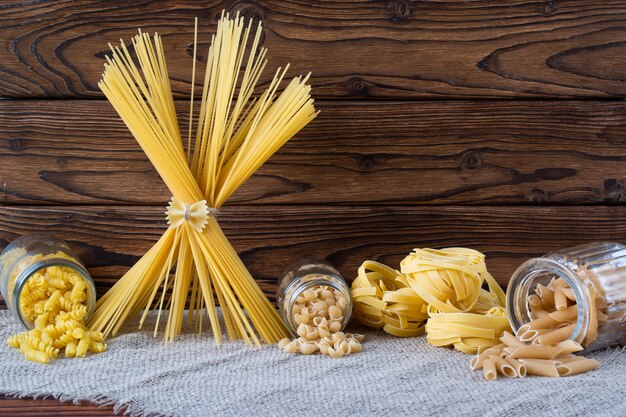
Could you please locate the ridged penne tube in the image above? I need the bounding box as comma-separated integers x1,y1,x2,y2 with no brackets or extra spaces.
554,286,568,311
470,343,504,370
535,324,575,346
554,339,584,355
500,331,524,347
509,345,563,360
562,287,577,301
505,357,527,378
518,314,558,333
528,294,542,314
536,284,555,310
548,305,578,322
556,358,599,376
489,355,516,378
519,359,560,378
482,358,497,381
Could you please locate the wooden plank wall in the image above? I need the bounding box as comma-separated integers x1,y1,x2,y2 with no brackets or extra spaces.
2,0,626,301
2,1,626,415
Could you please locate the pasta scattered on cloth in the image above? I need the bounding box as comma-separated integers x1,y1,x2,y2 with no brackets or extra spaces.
351,248,510,353
0,310,623,417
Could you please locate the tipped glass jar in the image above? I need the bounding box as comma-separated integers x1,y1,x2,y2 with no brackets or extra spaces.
0,234,97,329
507,242,626,352
277,259,352,335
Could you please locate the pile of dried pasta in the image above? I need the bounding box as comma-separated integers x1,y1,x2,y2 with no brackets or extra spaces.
470,277,600,380
351,248,510,354
277,284,363,358
7,264,105,364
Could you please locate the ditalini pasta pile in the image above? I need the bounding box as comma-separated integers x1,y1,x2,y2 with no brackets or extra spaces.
92,13,317,345
7,263,105,364
471,277,600,380
351,249,509,354
278,285,363,358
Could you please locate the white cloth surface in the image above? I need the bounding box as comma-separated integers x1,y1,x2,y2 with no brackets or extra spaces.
0,310,624,417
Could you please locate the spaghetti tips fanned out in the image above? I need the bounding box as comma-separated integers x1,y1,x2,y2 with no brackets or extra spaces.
351,248,510,354
92,13,317,345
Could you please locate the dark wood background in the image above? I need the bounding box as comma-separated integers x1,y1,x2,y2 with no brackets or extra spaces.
2,0,626,415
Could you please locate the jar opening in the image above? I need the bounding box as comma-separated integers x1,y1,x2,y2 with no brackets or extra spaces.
507,258,590,345
12,258,97,329
280,274,352,335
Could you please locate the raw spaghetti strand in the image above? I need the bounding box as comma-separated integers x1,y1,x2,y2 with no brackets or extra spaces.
351,248,511,354
91,12,317,345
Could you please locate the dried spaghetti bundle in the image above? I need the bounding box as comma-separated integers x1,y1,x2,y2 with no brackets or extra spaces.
91,13,317,345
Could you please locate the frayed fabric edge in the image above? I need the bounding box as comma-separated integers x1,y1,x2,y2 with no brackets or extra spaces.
0,389,173,417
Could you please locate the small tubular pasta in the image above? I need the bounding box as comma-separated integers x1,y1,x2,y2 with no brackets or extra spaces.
505,357,527,378
500,331,524,347
472,275,601,381
554,339,584,355
482,358,498,381
490,355,516,378
536,284,554,309
535,324,576,346
556,358,600,376
508,345,562,360
519,359,560,378
548,305,578,322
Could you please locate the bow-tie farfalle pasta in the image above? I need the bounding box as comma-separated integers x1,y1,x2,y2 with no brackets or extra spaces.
6,262,105,364
91,12,317,345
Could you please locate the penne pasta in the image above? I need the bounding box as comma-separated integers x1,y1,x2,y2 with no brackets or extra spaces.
556,358,600,376
505,357,527,378
509,345,563,360
501,331,525,347
520,314,558,332
489,355,516,378
535,324,575,346
519,359,560,378
536,284,555,310
482,358,498,381
562,287,577,302
554,286,568,311
548,304,578,322
554,339,583,355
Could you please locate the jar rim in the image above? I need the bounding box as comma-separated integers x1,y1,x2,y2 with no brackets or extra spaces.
12,257,97,329
506,257,591,345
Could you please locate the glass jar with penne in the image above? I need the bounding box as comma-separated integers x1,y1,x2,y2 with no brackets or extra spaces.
507,242,626,353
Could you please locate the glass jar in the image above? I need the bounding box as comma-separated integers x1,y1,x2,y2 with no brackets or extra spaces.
277,259,352,335
507,242,626,352
0,234,97,329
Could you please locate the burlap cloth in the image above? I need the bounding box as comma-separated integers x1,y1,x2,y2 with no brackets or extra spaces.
0,310,624,417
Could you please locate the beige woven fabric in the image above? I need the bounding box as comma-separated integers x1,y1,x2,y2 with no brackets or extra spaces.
0,310,624,417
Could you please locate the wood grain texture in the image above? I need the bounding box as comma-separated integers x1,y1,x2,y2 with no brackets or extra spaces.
2,0,626,98
2,205,626,305
3,99,626,206
0,395,118,416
